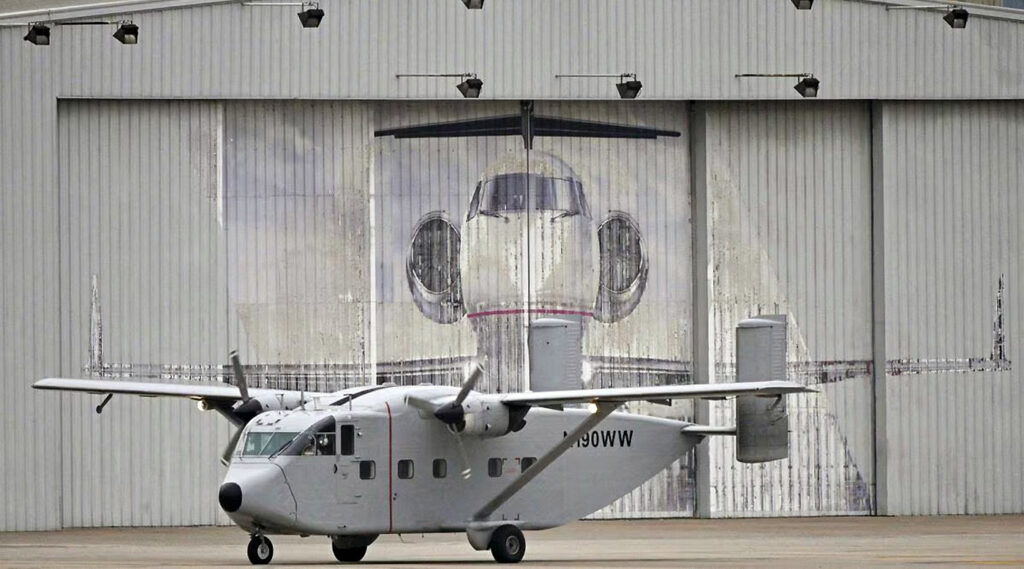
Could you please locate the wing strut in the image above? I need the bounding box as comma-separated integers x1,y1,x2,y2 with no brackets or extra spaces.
472,402,618,522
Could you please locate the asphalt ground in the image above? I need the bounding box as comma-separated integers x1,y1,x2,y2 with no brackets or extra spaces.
1,516,1022,568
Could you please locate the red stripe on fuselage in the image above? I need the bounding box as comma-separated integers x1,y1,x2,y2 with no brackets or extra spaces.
466,308,594,319
385,401,393,533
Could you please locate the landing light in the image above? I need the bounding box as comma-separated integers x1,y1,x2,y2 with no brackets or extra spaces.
587,402,600,414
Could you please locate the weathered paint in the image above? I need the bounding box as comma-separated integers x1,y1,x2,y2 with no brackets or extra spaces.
881,101,1024,515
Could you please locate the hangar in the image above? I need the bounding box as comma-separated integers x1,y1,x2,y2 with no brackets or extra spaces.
1,0,1022,531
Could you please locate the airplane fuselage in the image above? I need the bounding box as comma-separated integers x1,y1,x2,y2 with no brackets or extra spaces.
221,385,699,538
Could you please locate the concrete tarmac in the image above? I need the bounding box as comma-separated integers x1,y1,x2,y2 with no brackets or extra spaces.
1,516,1022,568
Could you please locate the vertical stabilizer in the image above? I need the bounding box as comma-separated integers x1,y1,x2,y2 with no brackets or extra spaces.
735,315,789,463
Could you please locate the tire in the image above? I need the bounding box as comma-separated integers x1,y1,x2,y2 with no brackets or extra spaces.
332,542,368,563
489,525,525,564
247,536,274,565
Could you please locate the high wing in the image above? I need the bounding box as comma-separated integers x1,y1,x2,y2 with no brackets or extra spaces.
33,378,329,401
496,380,813,408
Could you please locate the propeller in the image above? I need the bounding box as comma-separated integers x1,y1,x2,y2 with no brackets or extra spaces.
221,350,257,466
405,361,484,479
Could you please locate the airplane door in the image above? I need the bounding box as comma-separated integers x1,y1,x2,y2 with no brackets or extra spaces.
336,417,390,534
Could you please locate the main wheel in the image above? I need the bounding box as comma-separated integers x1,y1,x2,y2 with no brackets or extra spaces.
489,525,525,563
247,536,274,565
331,542,367,563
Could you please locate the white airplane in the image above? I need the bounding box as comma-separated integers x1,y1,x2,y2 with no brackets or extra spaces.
34,318,812,565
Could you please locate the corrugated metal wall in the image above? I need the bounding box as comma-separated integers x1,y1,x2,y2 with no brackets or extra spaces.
705,102,875,516
1,0,1017,100
57,100,231,526
0,29,63,532
881,101,1024,514
2,1,1024,532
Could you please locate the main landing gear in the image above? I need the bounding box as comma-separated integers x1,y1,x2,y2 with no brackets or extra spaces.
331,542,368,562
247,534,274,565
489,525,526,564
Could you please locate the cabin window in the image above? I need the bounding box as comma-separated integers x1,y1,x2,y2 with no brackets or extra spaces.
488,458,504,478
340,425,355,456
359,460,375,480
433,459,447,479
398,459,414,479
521,457,537,473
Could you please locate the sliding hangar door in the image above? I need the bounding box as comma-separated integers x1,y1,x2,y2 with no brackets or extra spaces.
56,96,1024,526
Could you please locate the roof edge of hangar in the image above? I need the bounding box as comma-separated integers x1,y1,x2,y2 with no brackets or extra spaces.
2,0,1022,25
0,0,234,23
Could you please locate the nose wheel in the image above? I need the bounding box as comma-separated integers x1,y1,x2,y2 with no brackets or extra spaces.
247,535,274,565
489,525,526,563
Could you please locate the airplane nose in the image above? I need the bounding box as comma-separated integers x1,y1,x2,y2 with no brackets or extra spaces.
219,482,243,512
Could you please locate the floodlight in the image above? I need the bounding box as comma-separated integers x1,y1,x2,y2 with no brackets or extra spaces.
794,76,820,98
457,76,483,98
462,0,484,8
791,0,813,9
297,3,324,28
24,23,50,45
944,7,969,29
113,21,138,44
616,79,643,99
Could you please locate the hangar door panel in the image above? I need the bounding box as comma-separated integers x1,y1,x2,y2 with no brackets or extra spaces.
532,102,693,518
223,102,374,390
57,101,230,527
706,102,874,516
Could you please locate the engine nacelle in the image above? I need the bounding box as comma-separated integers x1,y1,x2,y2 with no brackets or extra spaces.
234,393,306,423
458,399,528,437
251,393,304,412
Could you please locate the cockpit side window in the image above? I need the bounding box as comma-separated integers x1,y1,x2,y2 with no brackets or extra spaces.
340,424,355,456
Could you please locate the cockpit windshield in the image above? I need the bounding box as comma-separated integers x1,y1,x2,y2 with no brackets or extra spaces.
241,432,300,457
467,173,591,220
274,416,337,458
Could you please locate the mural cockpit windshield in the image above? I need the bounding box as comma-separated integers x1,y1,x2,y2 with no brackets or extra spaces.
467,173,592,221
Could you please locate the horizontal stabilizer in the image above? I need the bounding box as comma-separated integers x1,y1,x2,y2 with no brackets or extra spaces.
681,425,736,436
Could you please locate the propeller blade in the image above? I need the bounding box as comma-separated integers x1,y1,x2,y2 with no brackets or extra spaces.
221,426,244,467
453,361,484,406
405,395,440,415
229,350,250,402
451,429,472,479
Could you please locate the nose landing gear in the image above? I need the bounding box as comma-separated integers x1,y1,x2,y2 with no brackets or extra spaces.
247,534,274,565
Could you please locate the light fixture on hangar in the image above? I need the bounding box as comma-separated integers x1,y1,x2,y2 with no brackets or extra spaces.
735,72,820,98
23,23,51,45
791,0,813,9
241,1,324,28
886,4,971,30
553,72,645,99
396,72,484,98
113,21,139,44
462,0,485,9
